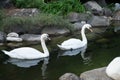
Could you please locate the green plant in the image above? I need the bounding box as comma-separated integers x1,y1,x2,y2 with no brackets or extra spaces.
41,0,85,15
106,3,115,11
12,0,85,15
12,0,45,8
0,10,5,17
0,9,5,26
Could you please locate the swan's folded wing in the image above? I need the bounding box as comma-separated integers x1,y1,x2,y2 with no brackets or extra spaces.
61,38,82,46
10,47,43,59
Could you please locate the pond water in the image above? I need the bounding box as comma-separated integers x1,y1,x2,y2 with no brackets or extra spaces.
0,23,120,80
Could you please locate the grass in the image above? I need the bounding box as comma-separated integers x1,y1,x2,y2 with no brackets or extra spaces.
0,9,6,33
1,13,73,33
41,0,85,15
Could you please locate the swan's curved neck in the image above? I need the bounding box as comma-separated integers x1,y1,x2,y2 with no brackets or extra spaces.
81,26,87,44
41,38,49,56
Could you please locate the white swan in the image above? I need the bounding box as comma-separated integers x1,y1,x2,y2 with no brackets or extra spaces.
57,24,92,50
2,33,50,59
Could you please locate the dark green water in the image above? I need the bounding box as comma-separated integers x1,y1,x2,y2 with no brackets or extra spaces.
0,25,120,80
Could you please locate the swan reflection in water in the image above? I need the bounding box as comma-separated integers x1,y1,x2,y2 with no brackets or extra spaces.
113,21,120,32
114,26,120,32
58,45,91,64
4,57,49,79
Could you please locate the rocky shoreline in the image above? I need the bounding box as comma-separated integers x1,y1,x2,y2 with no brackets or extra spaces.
59,67,113,80
0,1,120,42
0,1,120,80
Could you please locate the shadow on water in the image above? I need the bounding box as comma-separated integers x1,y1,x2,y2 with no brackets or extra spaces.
0,21,120,80
112,21,120,33
57,44,91,64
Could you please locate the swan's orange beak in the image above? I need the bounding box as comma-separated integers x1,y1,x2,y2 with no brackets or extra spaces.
89,28,93,32
48,37,51,40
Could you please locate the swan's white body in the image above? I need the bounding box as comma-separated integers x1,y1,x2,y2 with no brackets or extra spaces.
2,34,50,59
58,44,87,56
57,24,92,50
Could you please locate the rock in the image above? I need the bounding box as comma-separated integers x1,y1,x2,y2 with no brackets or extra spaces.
72,21,86,30
6,8,40,17
0,0,13,8
92,27,107,33
6,37,23,42
7,32,19,37
113,21,120,32
80,67,113,80
20,34,41,41
41,27,70,36
106,57,120,80
114,3,120,11
78,13,92,22
103,8,112,17
113,10,120,20
6,32,23,42
0,31,6,43
59,73,80,80
88,16,110,27
66,12,91,23
66,12,80,23
84,1,103,16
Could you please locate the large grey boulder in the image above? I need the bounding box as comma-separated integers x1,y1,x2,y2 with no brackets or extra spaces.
114,3,120,11
113,10,120,20
59,73,80,80
6,8,39,17
66,12,80,23
20,34,41,41
66,12,91,23
72,21,86,31
0,31,6,43
103,8,112,17
88,16,110,27
80,67,113,80
0,0,13,8
84,1,103,15
6,32,23,42
106,57,120,80
41,27,70,36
